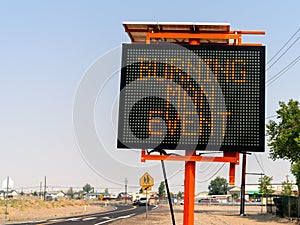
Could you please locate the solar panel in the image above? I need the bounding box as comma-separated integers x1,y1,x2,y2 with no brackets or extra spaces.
123,22,230,43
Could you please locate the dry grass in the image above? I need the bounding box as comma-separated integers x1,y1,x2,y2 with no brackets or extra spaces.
0,198,112,224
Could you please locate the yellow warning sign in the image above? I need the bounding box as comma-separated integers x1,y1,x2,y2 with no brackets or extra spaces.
139,172,154,186
142,186,152,191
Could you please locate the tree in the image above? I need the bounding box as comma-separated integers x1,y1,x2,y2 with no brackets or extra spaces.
177,191,183,199
208,176,228,195
267,99,300,163
158,181,166,198
83,183,93,193
75,190,84,199
258,175,274,195
67,187,74,199
291,161,300,195
281,181,293,196
231,193,239,201
104,188,109,194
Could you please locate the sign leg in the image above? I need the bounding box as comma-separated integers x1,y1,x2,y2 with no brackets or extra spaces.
146,188,148,219
183,151,196,225
240,152,247,216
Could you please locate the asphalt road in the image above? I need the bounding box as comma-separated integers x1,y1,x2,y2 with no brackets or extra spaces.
9,205,155,225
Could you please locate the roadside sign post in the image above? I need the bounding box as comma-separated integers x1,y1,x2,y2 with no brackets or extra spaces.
145,187,148,218
140,173,154,219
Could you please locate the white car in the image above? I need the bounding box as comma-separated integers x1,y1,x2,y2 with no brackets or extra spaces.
138,197,149,206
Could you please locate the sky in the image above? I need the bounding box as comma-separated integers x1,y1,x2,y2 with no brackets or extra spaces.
0,0,299,194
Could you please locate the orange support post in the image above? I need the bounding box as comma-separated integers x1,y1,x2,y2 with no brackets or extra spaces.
182,39,200,225
184,151,196,225
223,152,239,185
141,149,146,162
229,163,236,185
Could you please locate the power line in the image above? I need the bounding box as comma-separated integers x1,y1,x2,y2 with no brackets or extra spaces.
265,28,300,86
198,163,219,174
267,36,300,72
258,153,264,174
267,55,300,87
265,115,276,120
267,28,300,66
168,168,184,180
196,163,226,184
253,153,265,174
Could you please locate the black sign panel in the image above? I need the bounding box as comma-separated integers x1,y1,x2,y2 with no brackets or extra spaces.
117,44,265,152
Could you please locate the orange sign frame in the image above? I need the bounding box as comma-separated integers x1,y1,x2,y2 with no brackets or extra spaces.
123,22,265,225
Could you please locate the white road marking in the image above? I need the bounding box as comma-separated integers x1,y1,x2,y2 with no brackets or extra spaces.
151,205,158,210
102,216,111,220
94,213,136,225
48,219,65,222
12,221,46,224
120,213,136,219
82,217,97,221
66,217,81,221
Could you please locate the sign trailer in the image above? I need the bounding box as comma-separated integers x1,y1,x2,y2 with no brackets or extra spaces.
118,22,265,225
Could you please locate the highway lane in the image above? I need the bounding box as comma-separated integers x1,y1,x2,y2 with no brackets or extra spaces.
8,205,156,225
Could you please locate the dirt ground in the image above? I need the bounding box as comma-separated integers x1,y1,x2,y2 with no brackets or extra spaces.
1,201,299,225
110,204,299,225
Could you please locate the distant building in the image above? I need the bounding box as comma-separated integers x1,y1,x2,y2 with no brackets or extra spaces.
84,192,112,200
196,191,209,198
46,191,65,199
228,186,241,200
0,190,19,200
272,184,298,196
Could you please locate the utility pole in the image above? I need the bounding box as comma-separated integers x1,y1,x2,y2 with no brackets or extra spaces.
40,181,42,199
5,176,9,216
125,178,128,204
261,174,264,214
240,152,247,216
44,176,47,201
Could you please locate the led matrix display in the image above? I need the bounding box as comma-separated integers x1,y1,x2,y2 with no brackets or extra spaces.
117,44,265,152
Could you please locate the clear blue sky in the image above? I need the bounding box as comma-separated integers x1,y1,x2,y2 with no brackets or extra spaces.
0,0,299,193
